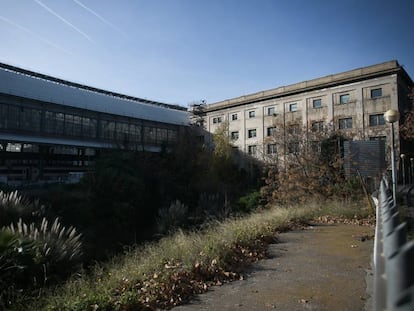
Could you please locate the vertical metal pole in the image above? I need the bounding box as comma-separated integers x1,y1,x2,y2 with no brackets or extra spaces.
391,123,397,206
402,158,405,186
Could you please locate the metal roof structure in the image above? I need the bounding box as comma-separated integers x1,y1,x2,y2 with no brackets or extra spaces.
0,62,189,126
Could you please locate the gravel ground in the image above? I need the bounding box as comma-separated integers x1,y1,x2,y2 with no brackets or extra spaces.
172,223,374,311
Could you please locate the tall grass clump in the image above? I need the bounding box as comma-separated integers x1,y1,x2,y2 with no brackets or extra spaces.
39,203,322,310
0,190,82,309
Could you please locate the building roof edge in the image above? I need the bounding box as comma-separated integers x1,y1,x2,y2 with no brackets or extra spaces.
206,60,412,112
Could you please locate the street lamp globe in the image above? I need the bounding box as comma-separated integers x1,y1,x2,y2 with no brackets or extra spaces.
384,109,400,123
384,109,400,206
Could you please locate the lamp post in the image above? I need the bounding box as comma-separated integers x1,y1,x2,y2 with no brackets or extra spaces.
400,154,406,185
384,109,400,206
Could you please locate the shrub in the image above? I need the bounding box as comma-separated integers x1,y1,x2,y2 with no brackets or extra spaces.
0,190,83,308
237,191,261,213
157,200,189,234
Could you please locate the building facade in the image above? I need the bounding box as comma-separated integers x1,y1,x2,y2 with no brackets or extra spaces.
0,63,189,184
197,61,413,174
192,60,413,183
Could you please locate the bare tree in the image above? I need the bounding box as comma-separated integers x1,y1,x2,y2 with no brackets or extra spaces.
261,120,345,204
400,88,414,140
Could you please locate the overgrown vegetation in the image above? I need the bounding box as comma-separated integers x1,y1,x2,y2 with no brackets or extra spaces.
1,120,374,309
261,122,364,204
33,200,370,311
0,191,82,310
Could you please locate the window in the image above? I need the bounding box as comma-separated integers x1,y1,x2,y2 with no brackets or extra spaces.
129,124,142,142
144,127,156,142
168,129,177,142
21,108,41,132
312,121,324,132
55,113,64,135
267,107,276,116
266,127,276,136
82,117,97,138
248,129,257,138
231,131,239,140
212,116,222,124
288,141,300,154
73,115,82,137
116,122,130,141
288,124,300,135
231,113,238,121
157,128,168,143
101,120,115,139
64,114,74,136
312,99,322,108
371,88,382,98
339,94,350,104
311,141,321,153
289,103,298,112
8,105,20,129
267,144,277,155
248,110,256,118
369,114,385,126
339,117,353,129
248,145,257,155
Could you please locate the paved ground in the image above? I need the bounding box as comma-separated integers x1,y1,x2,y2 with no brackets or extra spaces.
172,223,374,311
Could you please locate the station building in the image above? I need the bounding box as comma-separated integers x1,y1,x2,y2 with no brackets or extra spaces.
0,63,189,184
193,60,413,182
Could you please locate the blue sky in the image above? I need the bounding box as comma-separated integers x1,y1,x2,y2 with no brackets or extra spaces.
1,0,413,106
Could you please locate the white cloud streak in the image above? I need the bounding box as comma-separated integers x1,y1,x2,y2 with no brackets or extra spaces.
71,0,129,39
33,0,94,43
0,15,73,56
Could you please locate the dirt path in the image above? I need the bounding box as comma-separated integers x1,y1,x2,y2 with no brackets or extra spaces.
172,223,374,311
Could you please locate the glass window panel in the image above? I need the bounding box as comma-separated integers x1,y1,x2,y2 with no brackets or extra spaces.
55,113,64,135
267,127,275,136
248,129,257,138
369,114,385,126
0,104,7,128
267,144,277,154
289,103,298,112
116,122,129,141
8,105,20,129
312,99,322,108
65,114,74,136
248,145,257,155
371,88,382,98
44,111,56,133
157,128,168,142
339,117,353,129
168,129,177,142
231,131,239,140
267,107,275,116
339,94,350,104
144,127,156,142
73,115,82,136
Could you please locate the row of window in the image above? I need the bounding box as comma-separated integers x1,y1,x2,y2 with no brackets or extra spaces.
246,134,386,157
211,87,385,124
0,103,178,145
229,113,385,141
247,143,292,156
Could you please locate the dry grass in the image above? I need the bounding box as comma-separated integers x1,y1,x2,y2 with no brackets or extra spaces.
33,199,369,311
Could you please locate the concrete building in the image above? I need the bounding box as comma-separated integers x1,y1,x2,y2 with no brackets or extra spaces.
193,60,413,182
0,63,188,184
